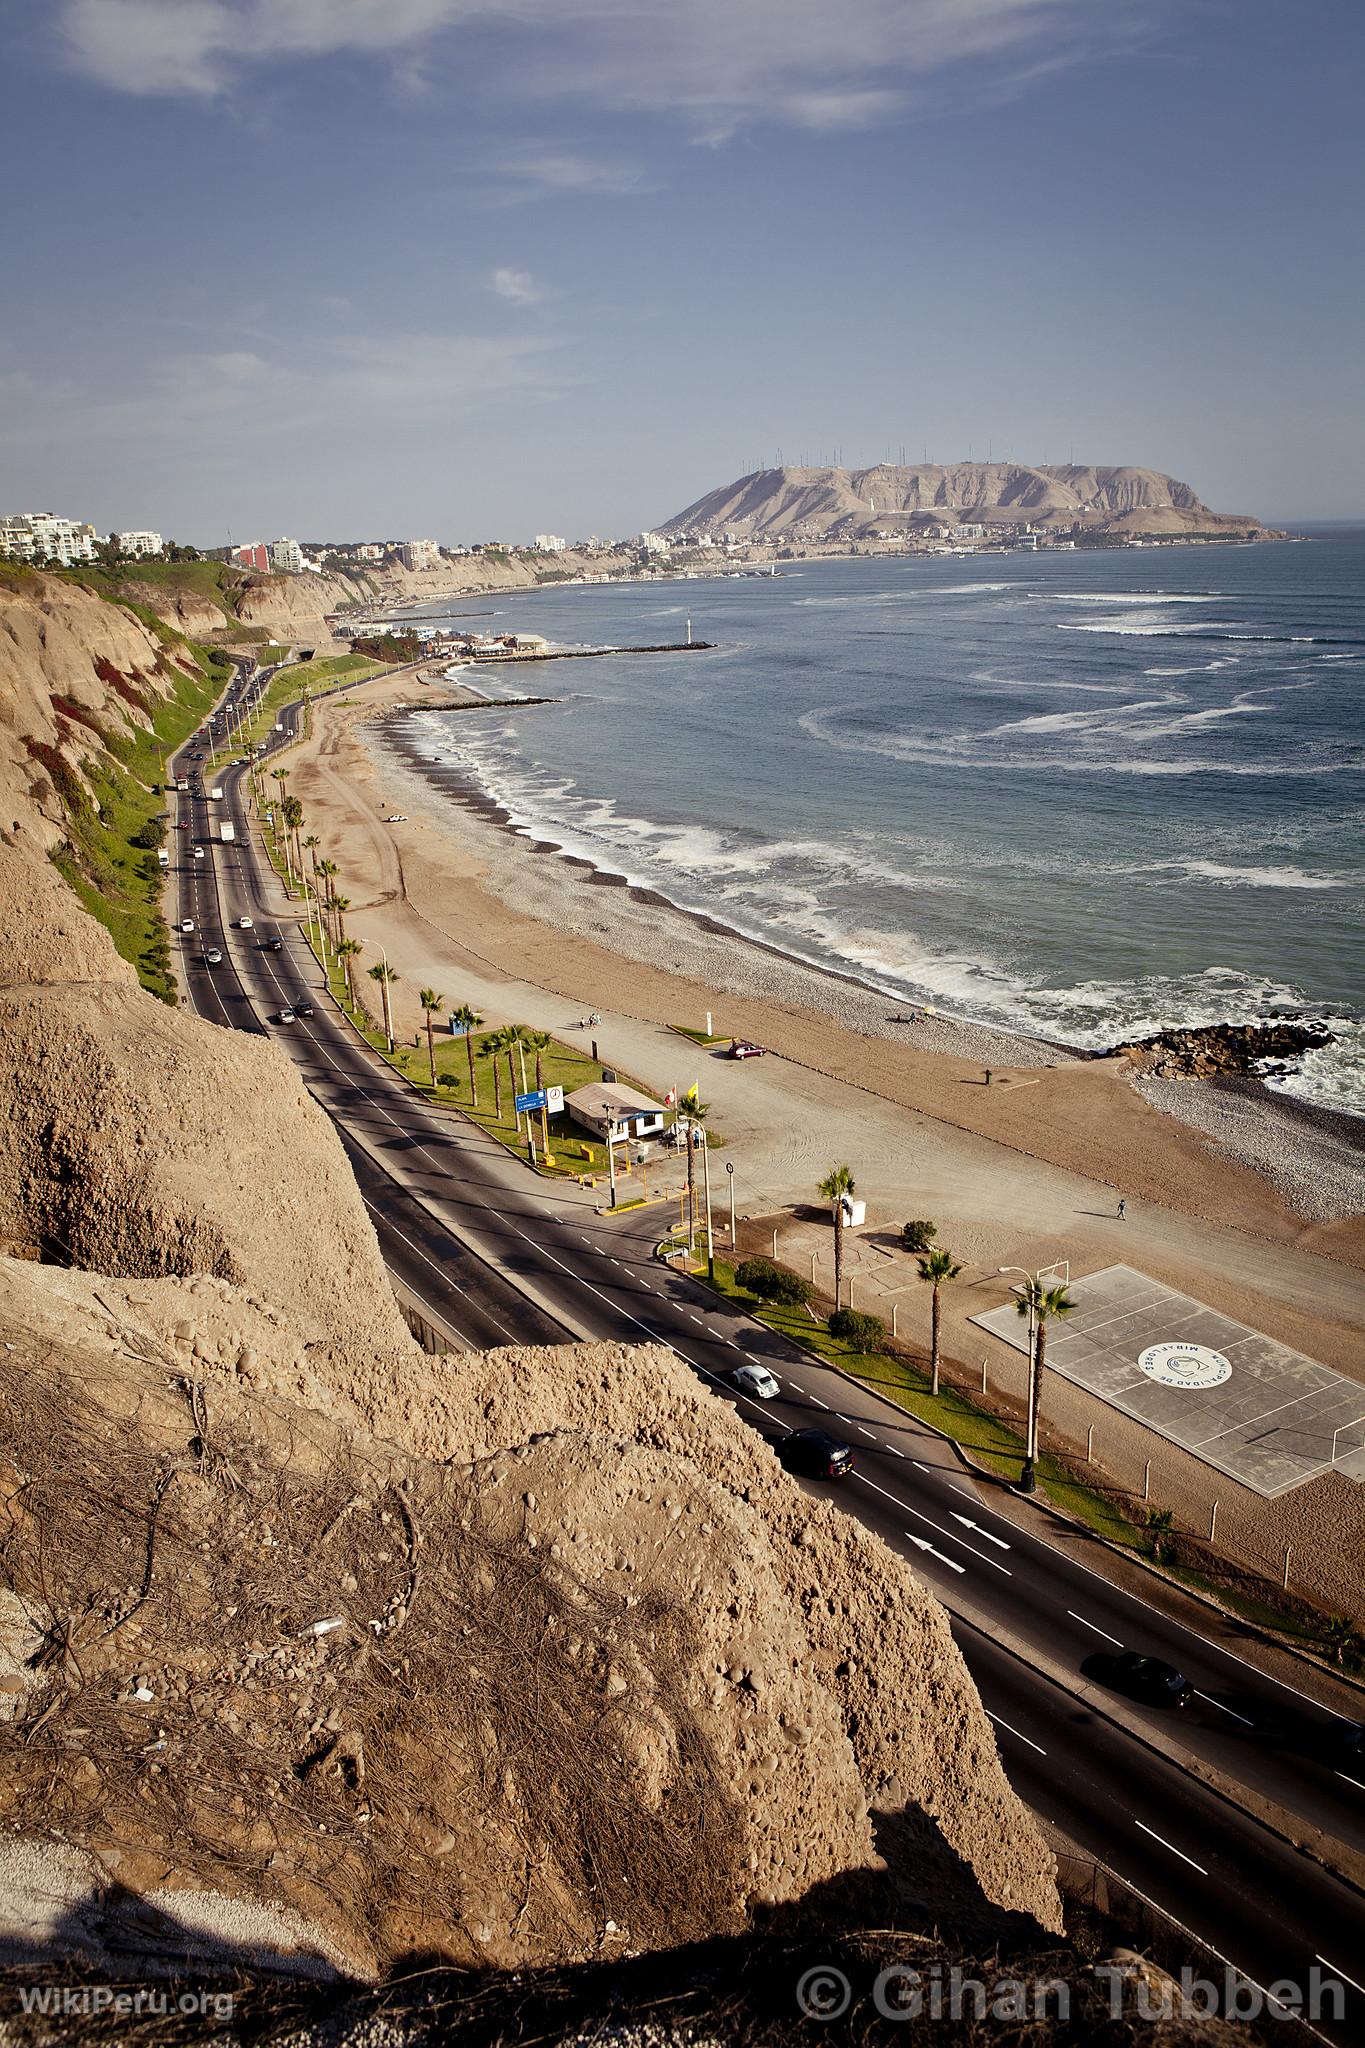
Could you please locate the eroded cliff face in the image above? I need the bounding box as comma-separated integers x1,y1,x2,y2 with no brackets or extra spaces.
0,613,1061,1977
0,572,191,852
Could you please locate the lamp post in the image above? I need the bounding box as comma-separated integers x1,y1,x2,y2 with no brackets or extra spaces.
700,1128,715,1281
726,1159,736,1246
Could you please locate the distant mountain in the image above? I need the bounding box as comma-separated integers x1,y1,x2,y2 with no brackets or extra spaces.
660,463,1268,541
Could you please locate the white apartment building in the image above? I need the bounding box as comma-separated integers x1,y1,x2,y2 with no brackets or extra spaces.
115,531,164,559
534,533,567,553
398,538,442,571
637,530,671,556
269,537,305,573
0,513,99,565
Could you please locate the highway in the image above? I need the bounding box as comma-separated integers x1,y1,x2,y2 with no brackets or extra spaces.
166,664,1365,2041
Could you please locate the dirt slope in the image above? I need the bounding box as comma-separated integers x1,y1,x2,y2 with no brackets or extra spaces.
0,748,1061,1974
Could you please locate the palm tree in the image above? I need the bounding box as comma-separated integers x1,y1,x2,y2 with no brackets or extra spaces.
302,832,322,941
337,936,362,1005
917,1247,963,1398
818,1165,856,1307
1320,1616,1365,1668
283,795,305,886
679,1085,709,1253
1014,1278,1075,1492
270,769,292,878
452,1003,483,1104
368,959,399,1053
504,1025,529,1121
484,1030,506,1121
1145,1507,1176,1563
330,894,351,951
317,856,338,914
524,1026,553,1155
419,987,445,1088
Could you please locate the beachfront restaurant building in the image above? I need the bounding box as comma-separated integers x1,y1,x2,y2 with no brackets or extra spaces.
565,1082,668,1149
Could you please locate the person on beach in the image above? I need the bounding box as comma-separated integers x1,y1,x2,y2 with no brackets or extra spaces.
1117,1197,1127,1221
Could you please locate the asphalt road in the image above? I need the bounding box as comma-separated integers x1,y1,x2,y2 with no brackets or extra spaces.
164,669,1365,2041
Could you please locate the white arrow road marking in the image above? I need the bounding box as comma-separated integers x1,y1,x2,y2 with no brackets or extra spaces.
1067,1609,1124,1648
1134,1821,1207,1875
986,1710,1047,1757
951,1513,1011,1550
907,1534,966,1574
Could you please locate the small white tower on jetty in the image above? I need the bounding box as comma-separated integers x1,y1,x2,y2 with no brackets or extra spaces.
686,615,693,646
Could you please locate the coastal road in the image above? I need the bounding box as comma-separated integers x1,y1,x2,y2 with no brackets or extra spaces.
165,694,1365,2040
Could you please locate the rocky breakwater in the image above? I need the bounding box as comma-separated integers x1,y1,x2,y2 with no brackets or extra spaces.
0,830,1062,1986
1111,1018,1334,1080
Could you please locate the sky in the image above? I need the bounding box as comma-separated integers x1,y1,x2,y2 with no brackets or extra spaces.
2,0,1363,544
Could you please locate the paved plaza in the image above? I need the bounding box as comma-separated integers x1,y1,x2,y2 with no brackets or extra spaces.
970,1264,1365,1498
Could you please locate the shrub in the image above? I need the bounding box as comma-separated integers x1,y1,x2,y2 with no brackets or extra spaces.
735,1257,813,1306
901,1219,937,1253
131,816,166,850
828,1308,886,1353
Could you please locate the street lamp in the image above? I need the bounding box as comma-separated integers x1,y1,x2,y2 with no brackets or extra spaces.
725,1158,736,1246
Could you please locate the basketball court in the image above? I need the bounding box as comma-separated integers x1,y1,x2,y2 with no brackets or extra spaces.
970,1264,1365,1498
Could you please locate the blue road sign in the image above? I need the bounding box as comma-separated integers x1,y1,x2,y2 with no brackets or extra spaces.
515,1089,546,1112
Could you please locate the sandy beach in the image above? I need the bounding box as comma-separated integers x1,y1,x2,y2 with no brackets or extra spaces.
280,675,1365,1372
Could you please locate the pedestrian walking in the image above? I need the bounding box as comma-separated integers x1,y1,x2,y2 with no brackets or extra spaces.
1117,1197,1127,1221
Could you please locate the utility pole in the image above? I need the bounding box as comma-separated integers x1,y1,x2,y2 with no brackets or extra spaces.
726,1159,736,1245
701,1130,715,1281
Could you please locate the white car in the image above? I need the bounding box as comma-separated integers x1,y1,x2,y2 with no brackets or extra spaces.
193,846,205,861
384,814,407,823
276,1008,296,1025
729,1363,780,1400
237,916,253,929
179,918,194,933
205,948,223,965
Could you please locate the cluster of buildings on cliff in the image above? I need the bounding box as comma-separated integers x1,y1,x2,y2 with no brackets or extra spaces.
0,512,164,566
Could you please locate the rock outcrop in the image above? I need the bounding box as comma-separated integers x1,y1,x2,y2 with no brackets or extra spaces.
1112,1019,1334,1079
662,463,1270,542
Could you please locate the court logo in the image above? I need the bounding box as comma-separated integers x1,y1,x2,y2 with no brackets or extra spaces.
1139,1341,1232,1390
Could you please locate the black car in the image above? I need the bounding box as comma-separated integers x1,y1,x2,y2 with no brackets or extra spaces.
295,1001,315,1018
783,1429,855,1480
265,937,284,952
1110,1652,1194,1707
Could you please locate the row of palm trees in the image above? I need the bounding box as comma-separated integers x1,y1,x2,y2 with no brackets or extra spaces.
253,776,572,1149
815,1161,1074,1489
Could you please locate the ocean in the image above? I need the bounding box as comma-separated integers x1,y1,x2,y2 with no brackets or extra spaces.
391,527,1365,1115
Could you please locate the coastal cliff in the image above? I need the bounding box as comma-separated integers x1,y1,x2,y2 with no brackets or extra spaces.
0,576,1067,1996
663,462,1272,542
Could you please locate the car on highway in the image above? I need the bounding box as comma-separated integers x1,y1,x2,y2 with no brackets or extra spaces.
237,916,253,929
265,937,284,952
276,1008,296,1025
193,847,205,861
1109,1653,1194,1707
782,1428,854,1479
294,1000,315,1018
729,1363,781,1400
179,918,194,933
728,1039,765,1060
205,949,223,965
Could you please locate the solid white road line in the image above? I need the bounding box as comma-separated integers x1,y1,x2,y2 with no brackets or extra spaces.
985,1709,1047,1757
1067,1609,1124,1648
1315,1955,1365,1998
1134,1820,1208,1875
1193,1689,1254,1726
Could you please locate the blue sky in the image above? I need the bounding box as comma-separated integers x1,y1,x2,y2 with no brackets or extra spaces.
3,0,1362,543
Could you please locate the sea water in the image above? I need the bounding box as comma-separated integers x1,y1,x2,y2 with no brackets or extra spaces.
394,527,1365,1115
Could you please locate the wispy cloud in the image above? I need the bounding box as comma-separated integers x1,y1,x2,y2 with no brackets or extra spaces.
489,266,546,306
0,324,570,458
56,0,1157,138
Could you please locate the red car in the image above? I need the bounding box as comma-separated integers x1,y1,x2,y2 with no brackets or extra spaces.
729,1039,765,1060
